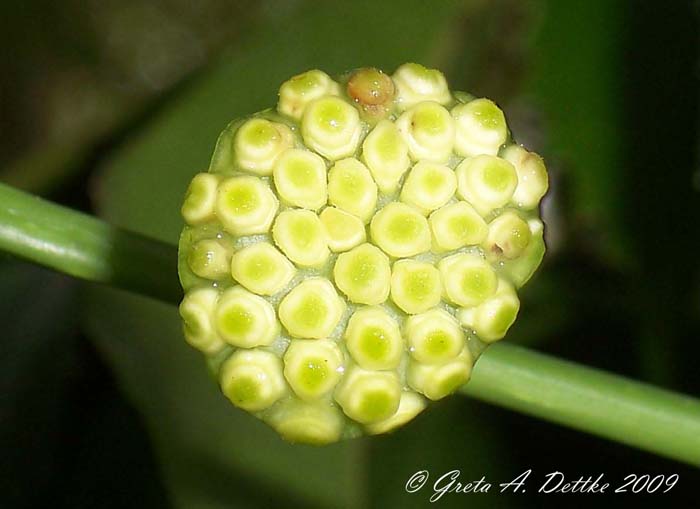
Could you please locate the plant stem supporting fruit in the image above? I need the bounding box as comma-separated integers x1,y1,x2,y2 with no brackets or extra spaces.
462,343,700,466
0,182,180,303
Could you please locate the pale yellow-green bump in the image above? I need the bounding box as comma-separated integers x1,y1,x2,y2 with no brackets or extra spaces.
404,308,464,365
272,209,330,267
220,349,286,412
230,242,295,295
181,173,219,225
390,259,442,314
283,339,344,401
361,120,411,194
319,207,366,252
273,149,328,210
327,158,377,222
392,63,451,110
302,96,361,160
187,239,232,280
370,202,431,258
501,145,549,209
438,253,498,307
458,279,520,342
400,161,457,215
484,210,531,260
365,391,427,435
265,398,343,445
334,367,402,424
214,286,279,348
500,218,545,288
407,348,473,400
234,118,294,175
452,98,507,157
344,306,403,370
179,287,224,354
215,176,278,236
333,243,391,305
278,278,345,339
455,155,517,215
277,69,341,120
429,201,488,251
395,102,455,163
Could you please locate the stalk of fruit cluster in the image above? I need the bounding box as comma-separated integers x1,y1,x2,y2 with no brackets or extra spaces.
463,343,700,466
0,182,180,303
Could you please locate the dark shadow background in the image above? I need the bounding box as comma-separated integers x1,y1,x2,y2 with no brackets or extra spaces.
1,0,698,507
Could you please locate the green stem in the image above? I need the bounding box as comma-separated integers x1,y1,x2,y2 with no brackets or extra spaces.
0,182,181,304
1,181,699,465
462,343,700,466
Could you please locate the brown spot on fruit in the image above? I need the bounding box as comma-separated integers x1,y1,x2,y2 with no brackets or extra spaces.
347,68,395,106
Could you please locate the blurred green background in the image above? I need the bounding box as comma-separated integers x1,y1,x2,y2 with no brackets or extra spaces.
1,0,698,507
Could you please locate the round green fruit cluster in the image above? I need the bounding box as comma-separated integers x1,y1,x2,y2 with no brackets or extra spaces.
177,64,548,444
